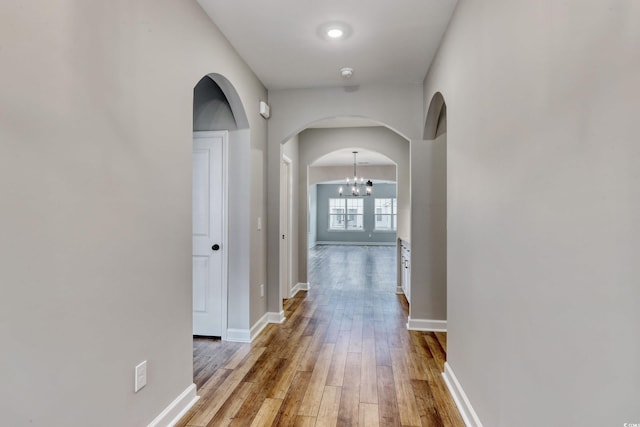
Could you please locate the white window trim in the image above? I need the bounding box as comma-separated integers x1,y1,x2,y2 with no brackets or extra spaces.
374,198,397,231
328,197,364,231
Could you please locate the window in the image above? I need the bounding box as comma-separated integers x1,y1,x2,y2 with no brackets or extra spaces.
328,198,345,230
345,198,364,230
329,198,364,230
375,198,396,231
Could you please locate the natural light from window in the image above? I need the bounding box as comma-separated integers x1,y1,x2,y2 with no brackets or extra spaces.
375,198,396,231
329,198,364,230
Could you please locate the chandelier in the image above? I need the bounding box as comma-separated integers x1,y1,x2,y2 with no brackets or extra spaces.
339,151,373,196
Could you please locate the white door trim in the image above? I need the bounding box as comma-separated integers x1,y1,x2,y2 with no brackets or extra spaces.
193,130,228,340
280,154,293,302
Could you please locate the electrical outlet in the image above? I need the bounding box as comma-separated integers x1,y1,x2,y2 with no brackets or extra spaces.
134,361,147,392
257,217,262,231
260,284,264,297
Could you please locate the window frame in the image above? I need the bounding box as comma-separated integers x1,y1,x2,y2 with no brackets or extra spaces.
328,197,364,231
374,198,397,231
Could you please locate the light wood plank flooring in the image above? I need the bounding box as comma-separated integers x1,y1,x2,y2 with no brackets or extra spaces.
177,245,463,426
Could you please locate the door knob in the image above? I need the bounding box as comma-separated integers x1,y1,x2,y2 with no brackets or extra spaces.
212,244,220,251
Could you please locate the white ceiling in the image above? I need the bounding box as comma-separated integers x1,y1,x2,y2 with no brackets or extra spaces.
197,0,458,90
311,148,395,167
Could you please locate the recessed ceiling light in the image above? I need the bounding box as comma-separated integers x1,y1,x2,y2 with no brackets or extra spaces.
318,22,352,41
327,28,344,39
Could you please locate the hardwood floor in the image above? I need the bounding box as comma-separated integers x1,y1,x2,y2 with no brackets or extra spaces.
177,245,464,427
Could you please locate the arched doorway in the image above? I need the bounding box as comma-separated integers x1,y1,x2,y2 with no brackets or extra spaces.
276,122,411,308
404,91,447,332
192,74,250,339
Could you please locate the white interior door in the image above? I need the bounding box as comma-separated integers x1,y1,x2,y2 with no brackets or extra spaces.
193,132,226,337
280,157,292,299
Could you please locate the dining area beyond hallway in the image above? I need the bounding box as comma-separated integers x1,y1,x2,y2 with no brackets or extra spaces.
177,245,464,426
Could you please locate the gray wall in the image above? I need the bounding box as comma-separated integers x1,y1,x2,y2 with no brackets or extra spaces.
316,183,397,244
229,129,252,329
0,0,267,425
282,135,300,292
409,137,447,321
424,0,640,425
308,184,317,248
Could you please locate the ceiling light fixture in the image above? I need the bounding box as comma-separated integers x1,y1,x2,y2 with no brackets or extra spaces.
318,22,352,41
327,28,344,39
339,152,373,197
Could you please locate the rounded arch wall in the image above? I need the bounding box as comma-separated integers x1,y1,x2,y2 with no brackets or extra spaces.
193,72,256,336
296,126,410,285
268,85,423,146
424,91,447,140
205,73,250,130
309,148,397,186
266,84,424,314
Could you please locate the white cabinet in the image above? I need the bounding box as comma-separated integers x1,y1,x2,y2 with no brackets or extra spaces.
400,239,411,303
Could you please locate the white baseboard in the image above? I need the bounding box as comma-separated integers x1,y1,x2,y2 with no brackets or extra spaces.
291,282,309,297
266,310,286,324
442,362,483,427
147,383,199,427
226,328,251,343
406,317,447,332
226,311,285,343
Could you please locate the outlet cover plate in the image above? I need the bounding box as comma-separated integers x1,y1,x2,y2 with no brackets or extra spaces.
135,360,147,392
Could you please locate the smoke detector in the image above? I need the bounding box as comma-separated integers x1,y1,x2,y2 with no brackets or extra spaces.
340,67,354,79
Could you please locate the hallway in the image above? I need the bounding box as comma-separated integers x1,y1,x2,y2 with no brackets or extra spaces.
177,245,464,426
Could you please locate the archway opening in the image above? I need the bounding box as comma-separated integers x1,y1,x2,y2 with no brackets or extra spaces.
191,73,250,353
276,120,411,312
406,92,447,369
309,147,398,246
